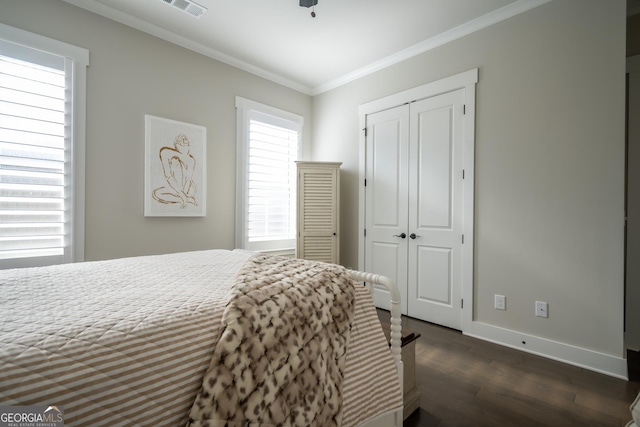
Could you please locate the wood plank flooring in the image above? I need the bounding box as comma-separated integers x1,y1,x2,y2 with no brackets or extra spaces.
376,310,640,427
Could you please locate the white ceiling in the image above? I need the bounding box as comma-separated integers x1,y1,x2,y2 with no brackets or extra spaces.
61,0,551,95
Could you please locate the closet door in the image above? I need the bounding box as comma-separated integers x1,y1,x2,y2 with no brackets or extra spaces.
296,162,341,264
365,90,465,329
362,70,476,331
364,105,410,313
407,89,465,330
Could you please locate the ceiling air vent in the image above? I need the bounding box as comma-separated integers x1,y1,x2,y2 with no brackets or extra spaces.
158,0,207,19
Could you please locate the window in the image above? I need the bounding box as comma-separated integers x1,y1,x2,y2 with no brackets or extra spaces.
236,97,303,253
0,24,88,268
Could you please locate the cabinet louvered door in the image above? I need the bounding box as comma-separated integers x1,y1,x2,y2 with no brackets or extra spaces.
296,162,341,264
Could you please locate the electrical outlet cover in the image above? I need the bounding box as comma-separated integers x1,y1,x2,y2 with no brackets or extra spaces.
535,301,548,318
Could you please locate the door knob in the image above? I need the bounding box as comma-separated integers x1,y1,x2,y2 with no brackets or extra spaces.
393,233,407,239
409,233,420,239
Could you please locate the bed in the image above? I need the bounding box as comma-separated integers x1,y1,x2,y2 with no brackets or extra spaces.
0,249,403,426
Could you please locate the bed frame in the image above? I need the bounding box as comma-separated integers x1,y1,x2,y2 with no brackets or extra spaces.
348,270,404,427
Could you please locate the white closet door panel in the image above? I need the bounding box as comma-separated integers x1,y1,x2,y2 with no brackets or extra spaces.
369,241,404,311
408,89,464,329
371,119,404,226
416,106,453,229
365,105,410,313
414,245,452,305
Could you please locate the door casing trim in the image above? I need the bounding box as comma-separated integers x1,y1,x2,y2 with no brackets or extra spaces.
357,68,478,333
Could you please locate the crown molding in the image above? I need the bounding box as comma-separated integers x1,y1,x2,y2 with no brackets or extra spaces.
60,0,313,95
312,0,552,95
61,0,551,96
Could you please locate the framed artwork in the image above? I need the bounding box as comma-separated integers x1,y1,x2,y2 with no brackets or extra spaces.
144,115,206,217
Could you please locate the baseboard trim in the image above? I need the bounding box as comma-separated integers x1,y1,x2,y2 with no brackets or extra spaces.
465,321,628,380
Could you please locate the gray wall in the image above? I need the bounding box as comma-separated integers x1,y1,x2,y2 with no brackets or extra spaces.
0,0,313,261
312,0,627,358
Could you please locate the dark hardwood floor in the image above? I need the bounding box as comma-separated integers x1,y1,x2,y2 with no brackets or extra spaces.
376,310,640,427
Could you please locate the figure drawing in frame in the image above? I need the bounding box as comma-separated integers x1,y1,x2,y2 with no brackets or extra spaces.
145,115,206,217
153,133,197,209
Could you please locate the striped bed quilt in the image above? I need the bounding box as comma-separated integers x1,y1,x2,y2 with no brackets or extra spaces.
0,249,401,426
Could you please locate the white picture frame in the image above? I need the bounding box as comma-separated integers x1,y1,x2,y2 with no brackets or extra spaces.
144,115,206,217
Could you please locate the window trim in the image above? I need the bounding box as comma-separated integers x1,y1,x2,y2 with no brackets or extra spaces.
0,23,88,268
235,96,303,253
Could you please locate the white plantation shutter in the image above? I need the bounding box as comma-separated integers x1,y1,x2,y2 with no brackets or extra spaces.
0,52,66,261
0,25,88,268
247,118,298,243
236,97,302,253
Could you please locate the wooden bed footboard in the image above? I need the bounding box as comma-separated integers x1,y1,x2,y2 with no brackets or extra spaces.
348,270,404,427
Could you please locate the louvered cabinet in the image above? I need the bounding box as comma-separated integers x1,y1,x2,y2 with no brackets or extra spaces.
295,161,341,264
